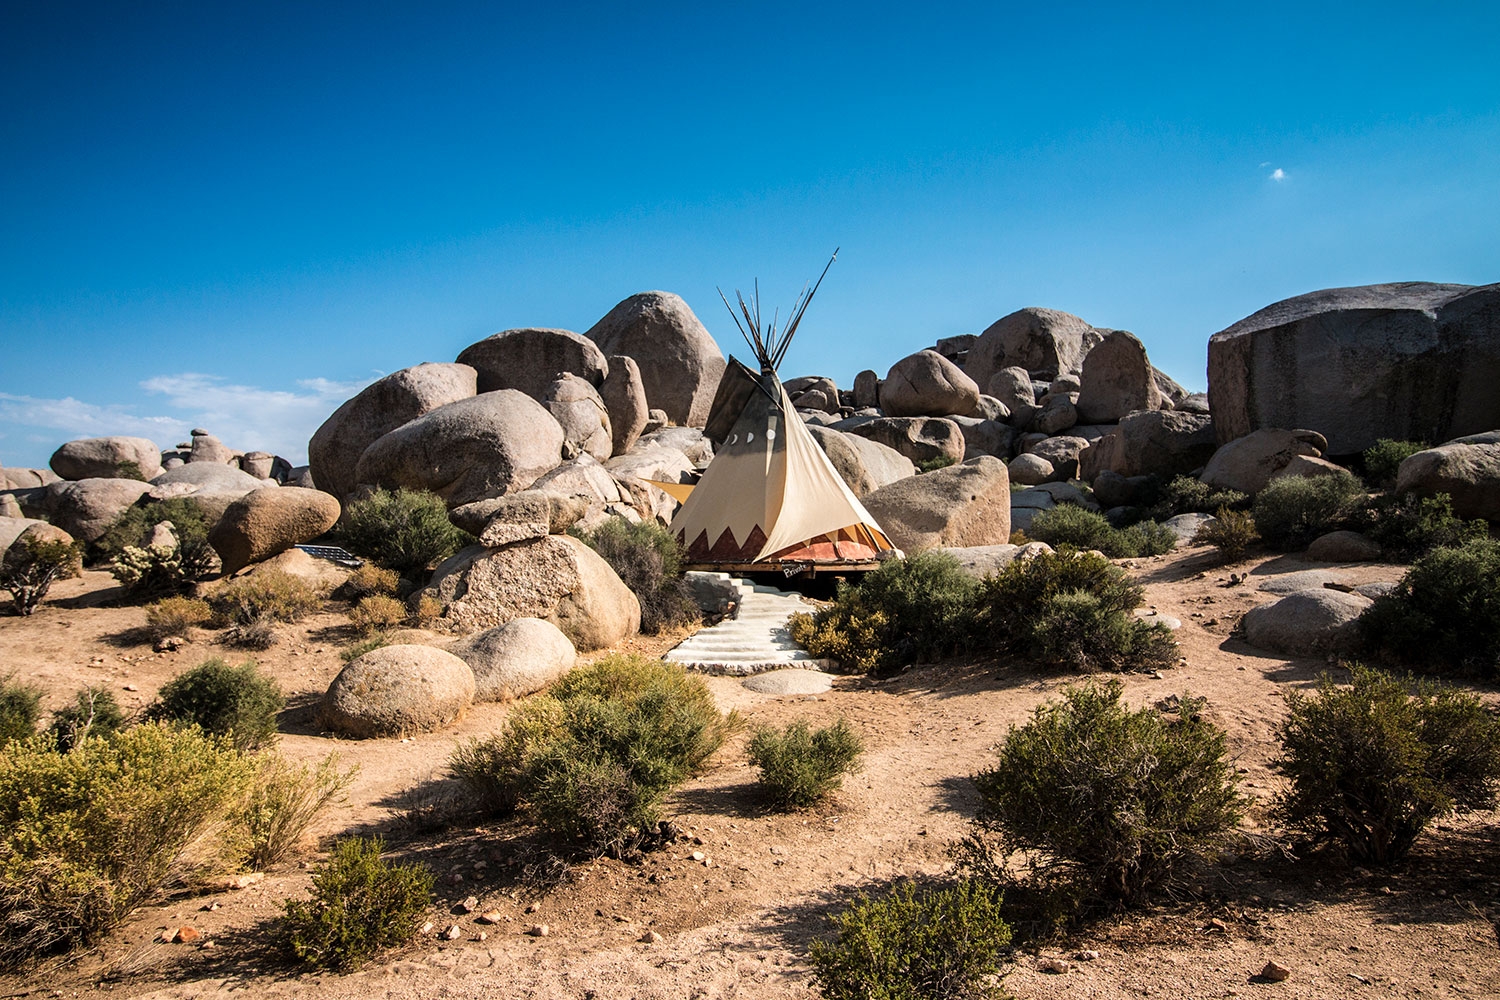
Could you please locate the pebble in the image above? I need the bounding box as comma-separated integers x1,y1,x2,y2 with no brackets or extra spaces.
1075,949,1100,961
458,896,478,913
222,873,262,890
691,851,706,862
443,924,463,941
527,923,550,937
1259,960,1291,982
171,927,200,944
525,902,541,914
640,930,662,943
1038,957,1071,974
476,911,503,925
421,921,435,935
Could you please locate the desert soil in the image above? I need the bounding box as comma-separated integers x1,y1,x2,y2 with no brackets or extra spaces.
1,542,1497,1000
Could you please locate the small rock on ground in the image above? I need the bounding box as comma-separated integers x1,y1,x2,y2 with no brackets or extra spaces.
742,669,833,695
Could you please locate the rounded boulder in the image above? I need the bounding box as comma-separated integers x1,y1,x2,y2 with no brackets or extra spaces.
1241,590,1371,656
585,292,726,428
881,350,981,418
447,617,577,702
50,436,162,481
316,645,476,738
208,487,342,574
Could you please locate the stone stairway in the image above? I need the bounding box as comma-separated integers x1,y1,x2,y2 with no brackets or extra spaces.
665,572,836,676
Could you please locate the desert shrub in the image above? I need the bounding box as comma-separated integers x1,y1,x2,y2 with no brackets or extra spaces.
1275,666,1500,864
0,676,42,745
221,620,278,650
145,658,285,751
143,595,213,639
808,879,1012,1000
1030,590,1178,673
114,460,148,482
1358,538,1500,678
971,680,1240,911
1027,505,1176,558
349,594,408,634
410,593,443,626
788,551,979,673
465,655,736,856
977,549,1174,671
573,517,700,634
1251,472,1367,550
1362,438,1427,487
97,499,216,596
207,570,320,626
340,634,390,663
1192,508,1260,563
0,724,254,967
1,536,82,615
448,736,518,815
242,752,358,870
917,454,958,473
1148,475,1249,520
49,687,127,753
1359,492,1487,561
280,836,432,971
335,487,472,581
339,563,399,600
748,718,864,809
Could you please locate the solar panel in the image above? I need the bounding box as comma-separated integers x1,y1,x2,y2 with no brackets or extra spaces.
294,544,363,567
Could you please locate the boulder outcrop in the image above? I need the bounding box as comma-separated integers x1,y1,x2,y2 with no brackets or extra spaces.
862,456,1012,551
585,292,726,427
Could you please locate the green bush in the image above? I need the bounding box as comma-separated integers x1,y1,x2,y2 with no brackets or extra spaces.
339,563,400,601
0,676,42,745
207,570,321,626
1358,538,1500,678
1192,508,1260,563
808,879,1012,1000
340,634,391,663
280,836,432,971
1028,505,1177,558
917,454,958,473
1251,472,1367,550
1274,666,1500,864
573,517,700,634
1362,438,1427,487
787,551,979,673
143,595,214,639
458,655,736,856
1359,492,1487,561
0,724,254,967
335,488,473,581
977,549,1175,671
145,658,285,751
971,680,1240,910
2,536,82,615
1148,475,1249,521
748,718,864,809
97,499,217,596
243,752,358,870
49,687,127,753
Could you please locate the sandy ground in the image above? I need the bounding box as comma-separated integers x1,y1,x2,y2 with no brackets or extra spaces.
1,542,1497,999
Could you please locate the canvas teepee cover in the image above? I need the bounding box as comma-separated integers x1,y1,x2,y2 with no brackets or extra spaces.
669,358,895,564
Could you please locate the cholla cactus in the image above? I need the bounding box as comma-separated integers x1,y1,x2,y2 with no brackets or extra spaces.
110,543,186,599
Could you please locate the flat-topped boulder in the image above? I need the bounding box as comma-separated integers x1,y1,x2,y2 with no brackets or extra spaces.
50,436,162,481
1207,282,1500,454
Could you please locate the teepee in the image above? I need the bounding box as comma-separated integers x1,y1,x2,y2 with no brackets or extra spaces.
663,255,897,572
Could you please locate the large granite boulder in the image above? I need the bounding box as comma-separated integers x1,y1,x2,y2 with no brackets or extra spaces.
316,645,476,738
853,370,881,408
1079,410,1218,482
446,617,577,702
1199,428,1325,495
50,437,162,481
543,374,613,462
599,354,649,455
1394,431,1500,520
1207,282,1500,454
585,292,726,427
151,462,268,494
448,489,591,546
1033,393,1079,435
529,455,628,506
784,376,842,414
862,455,1012,551
1,468,60,491
948,416,1015,460
1027,435,1090,480
635,427,714,468
354,391,565,508
1075,330,1162,424
1241,590,1370,656
1008,453,1054,486
308,362,478,502
881,350,982,418
423,534,640,649
45,478,154,542
807,426,916,497
207,487,342,574
984,366,1040,428
456,328,608,399
966,307,1103,388
839,416,966,466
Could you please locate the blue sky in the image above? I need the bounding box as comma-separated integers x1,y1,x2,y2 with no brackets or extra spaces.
3,1,1497,469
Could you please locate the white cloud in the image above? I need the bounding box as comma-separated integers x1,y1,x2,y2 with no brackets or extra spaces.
0,372,375,470
1270,167,1287,182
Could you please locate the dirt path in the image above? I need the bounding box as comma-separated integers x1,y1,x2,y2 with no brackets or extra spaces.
2,545,1497,999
